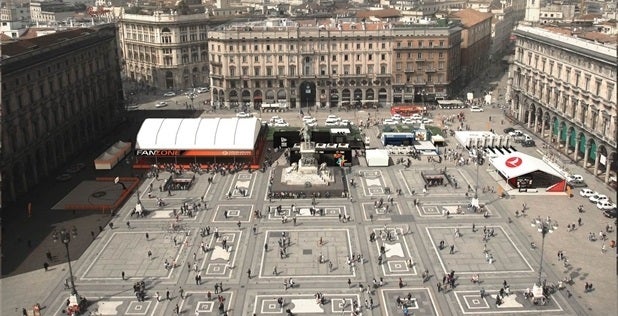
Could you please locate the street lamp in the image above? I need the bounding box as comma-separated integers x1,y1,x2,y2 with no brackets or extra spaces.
56,227,79,295
474,151,482,199
536,220,551,286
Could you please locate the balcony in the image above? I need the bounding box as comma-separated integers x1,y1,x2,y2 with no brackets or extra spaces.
375,73,392,78
415,58,425,62
404,68,414,73
425,68,436,73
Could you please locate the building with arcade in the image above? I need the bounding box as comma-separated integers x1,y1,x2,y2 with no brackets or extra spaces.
134,117,267,169
507,25,617,185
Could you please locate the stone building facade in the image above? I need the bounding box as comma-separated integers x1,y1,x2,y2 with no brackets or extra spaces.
0,24,124,203
117,12,233,91
207,18,464,109
508,25,617,184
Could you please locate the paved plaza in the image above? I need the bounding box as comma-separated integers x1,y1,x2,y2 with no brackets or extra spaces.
2,98,616,315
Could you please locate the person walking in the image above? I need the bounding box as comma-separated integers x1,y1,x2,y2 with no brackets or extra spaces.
121,271,125,280
247,269,252,279
43,262,49,271
148,250,152,260
179,287,184,299
449,245,455,254
145,233,149,240
166,289,171,300
155,292,160,302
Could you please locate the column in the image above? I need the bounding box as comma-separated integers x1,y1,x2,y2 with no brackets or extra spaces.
573,135,580,161
527,108,533,128
593,150,600,176
605,155,613,184
540,116,546,138
533,112,539,132
583,143,591,169
564,129,570,155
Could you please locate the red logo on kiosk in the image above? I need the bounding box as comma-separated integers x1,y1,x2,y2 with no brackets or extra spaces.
505,156,523,168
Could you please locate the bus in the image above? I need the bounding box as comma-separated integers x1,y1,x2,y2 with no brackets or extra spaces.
390,105,424,117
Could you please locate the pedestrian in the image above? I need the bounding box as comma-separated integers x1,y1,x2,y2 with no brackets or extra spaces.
273,266,278,275
166,289,171,300
247,269,252,279
148,250,152,260
126,221,131,228
155,291,160,302
578,217,582,226
348,278,352,288
237,220,241,228
91,231,95,239
43,262,49,271
174,303,179,314
449,245,455,254
22,308,27,316
179,287,184,299
602,243,606,254
121,271,125,280
145,233,149,240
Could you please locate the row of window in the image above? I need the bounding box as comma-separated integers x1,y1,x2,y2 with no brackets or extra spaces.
214,42,389,52
518,48,615,102
395,40,446,48
219,63,390,77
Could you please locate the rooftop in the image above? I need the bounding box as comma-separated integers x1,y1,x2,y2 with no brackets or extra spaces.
449,8,493,27
1,27,97,58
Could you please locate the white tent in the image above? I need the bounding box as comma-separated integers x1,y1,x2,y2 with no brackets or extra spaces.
94,141,132,170
135,117,260,151
366,149,390,167
490,152,563,179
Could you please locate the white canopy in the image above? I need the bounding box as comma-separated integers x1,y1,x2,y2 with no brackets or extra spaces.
366,149,390,167
135,117,261,150
490,152,563,179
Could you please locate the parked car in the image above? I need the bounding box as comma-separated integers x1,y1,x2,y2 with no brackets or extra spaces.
410,114,422,120
567,175,584,182
509,130,524,137
269,116,282,122
503,127,515,134
392,114,403,121
382,118,398,125
325,119,340,126
597,201,616,210
326,115,341,121
306,121,318,127
197,87,209,93
155,101,168,108
339,119,353,126
603,208,617,218
568,180,587,188
579,188,594,197
273,121,290,127
302,116,317,124
422,118,434,124
163,91,176,97
402,119,416,125
236,112,252,118
470,106,484,112
522,139,536,147
589,193,608,203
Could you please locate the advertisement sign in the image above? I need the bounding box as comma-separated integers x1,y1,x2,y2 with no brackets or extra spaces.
135,149,253,157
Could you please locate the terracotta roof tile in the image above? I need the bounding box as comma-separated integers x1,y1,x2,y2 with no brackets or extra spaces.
449,8,493,27
356,8,401,19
